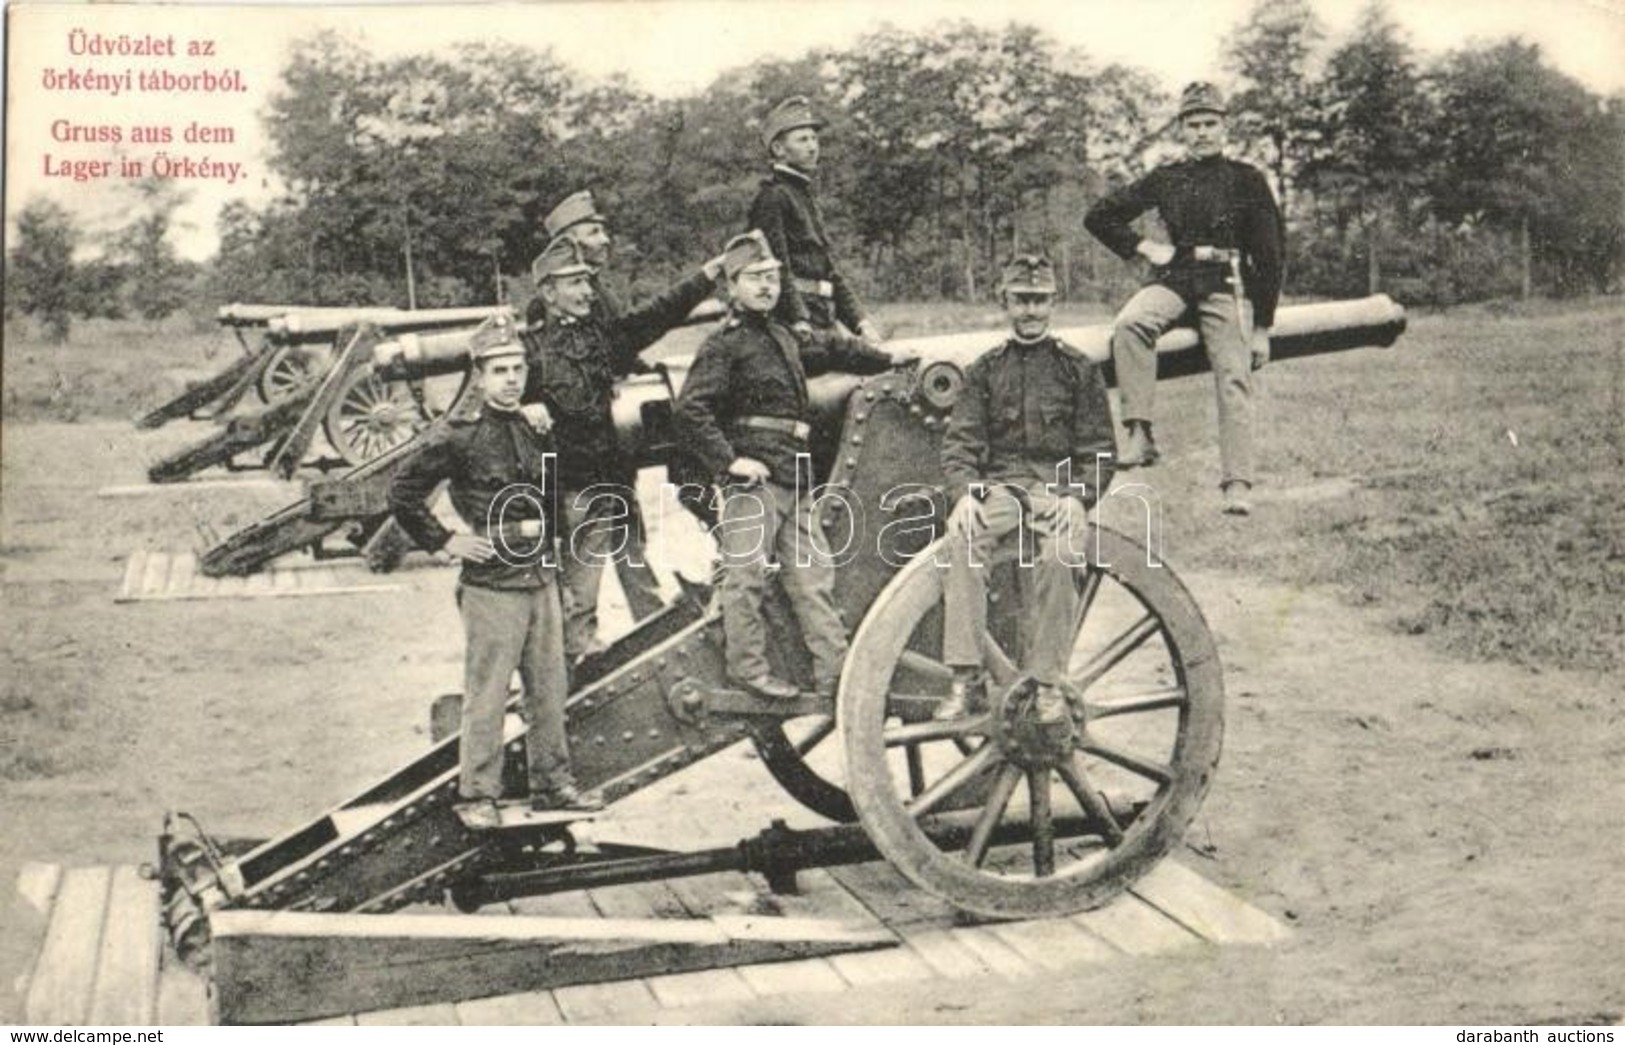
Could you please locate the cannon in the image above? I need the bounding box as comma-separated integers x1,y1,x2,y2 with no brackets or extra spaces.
156,295,1405,1020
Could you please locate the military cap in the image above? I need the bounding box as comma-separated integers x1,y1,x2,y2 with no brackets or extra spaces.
468,314,524,363
761,95,826,149
1178,81,1228,119
543,190,606,238
530,236,595,286
722,230,782,279
1000,254,1058,295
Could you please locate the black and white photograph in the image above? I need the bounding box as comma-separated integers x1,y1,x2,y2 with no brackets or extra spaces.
2,0,1622,1028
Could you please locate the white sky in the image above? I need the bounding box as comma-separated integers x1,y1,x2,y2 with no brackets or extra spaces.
5,0,1623,260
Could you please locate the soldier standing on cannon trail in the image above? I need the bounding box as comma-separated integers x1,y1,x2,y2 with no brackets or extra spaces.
747,95,885,347
936,255,1118,722
674,231,912,701
525,190,623,326
526,235,727,665
387,317,600,824
1084,81,1283,516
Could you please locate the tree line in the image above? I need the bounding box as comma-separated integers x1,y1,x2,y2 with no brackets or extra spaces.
7,1,1621,341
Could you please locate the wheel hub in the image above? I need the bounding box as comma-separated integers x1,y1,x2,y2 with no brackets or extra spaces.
987,677,1084,770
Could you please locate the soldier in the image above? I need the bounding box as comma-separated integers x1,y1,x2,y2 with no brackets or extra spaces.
936,255,1118,722
747,95,884,346
525,190,622,326
1084,81,1283,516
674,231,910,701
526,235,727,664
387,316,599,824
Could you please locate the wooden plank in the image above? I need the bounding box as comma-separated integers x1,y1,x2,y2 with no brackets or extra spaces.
454,990,566,1026
736,957,846,997
301,1016,359,1026
87,866,162,1025
946,926,1036,978
15,862,62,914
899,929,999,980
1074,895,1207,956
155,961,214,1026
99,477,287,498
25,866,113,1024
271,566,300,591
587,880,689,920
167,552,197,593
645,968,756,1009
210,909,890,1025
826,861,960,930
1128,860,1291,946
827,941,935,986
666,871,762,918
551,979,657,1023
117,553,145,601
357,1003,460,1026
508,889,600,918
243,571,274,596
139,551,172,597
304,567,340,591
989,917,1116,972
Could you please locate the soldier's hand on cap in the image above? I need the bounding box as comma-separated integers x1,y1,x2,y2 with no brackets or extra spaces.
702,252,728,281
443,533,498,564
727,457,772,483
1250,328,1272,371
947,493,987,536
519,403,553,434
1136,240,1177,267
791,321,815,345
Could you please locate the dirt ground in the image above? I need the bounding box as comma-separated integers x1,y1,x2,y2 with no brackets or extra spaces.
1,406,1621,1025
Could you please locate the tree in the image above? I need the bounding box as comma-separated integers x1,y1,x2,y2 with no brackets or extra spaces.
107,179,193,320
7,199,79,341
1223,0,1325,213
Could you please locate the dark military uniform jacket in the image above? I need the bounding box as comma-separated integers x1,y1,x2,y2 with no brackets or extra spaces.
940,335,1118,507
675,309,892,489
523,269,714,492
747,164,866,332
1084,155,1284,328
388,404,556,590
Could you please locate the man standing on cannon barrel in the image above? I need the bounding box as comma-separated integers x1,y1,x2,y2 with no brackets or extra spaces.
936,255,1118,723
387,316,600,823
748,95,885,347
526,235,727,665
1084,81,1283,516
674,231,911,701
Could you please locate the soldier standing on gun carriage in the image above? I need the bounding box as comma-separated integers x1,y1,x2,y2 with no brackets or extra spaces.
525,235,728,665
1084,81,1284,516
747,96,885,348
935,255,1119,722
674,231,912,702
386,317,600,824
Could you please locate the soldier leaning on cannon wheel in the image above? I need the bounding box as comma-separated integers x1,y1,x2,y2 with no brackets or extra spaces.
1084,80,1284,517
525,235,729,666
674,231,916,702
386,318,601,825
935,255,1120,723
747,95,885,349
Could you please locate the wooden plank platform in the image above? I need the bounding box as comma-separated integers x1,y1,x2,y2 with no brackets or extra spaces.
98,476,291,498
18,853,1286,1026
115,550,409,603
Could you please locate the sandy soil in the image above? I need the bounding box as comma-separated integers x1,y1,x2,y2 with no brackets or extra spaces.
1,420,1620,1025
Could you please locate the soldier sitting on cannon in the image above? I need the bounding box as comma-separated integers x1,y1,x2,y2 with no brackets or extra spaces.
525,235,727,666
386,317,600,825
935,255,1119,722
674,231,914,702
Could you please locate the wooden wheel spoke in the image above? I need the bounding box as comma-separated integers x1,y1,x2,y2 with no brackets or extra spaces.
1083,686,1187,720
963,765,1023,868
1078,738,1173,786
1071,569,1103,636
905,743,997,817
1069,613,1161,691
981,630,1019,687
905,745,926,796
1028,768,1056,877
896,650,954,685
883,716,991,746
1057,754,1125,847
792,716,836,756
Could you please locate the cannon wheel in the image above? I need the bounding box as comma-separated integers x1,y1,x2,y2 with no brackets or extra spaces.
839,525,1223,920
322,368,433,466
257,344,323,404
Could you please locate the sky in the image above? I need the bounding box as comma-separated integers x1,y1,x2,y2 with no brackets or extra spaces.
5,0,1623,261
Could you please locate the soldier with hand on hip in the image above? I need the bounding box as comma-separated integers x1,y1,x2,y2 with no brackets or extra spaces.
936,255,1118,723
1084,81,1283,516
674,231,914,702
747,95,884,348
387,316,600,825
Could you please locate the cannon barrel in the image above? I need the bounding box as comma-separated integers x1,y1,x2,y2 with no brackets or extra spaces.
266,306,517,344
215,303,423,329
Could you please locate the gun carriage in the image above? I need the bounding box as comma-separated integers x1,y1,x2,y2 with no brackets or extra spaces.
156,295,1405,1018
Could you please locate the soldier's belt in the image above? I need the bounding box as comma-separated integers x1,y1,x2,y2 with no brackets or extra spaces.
737,415,812,441
1191,246,1242,263
793,277,835,298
